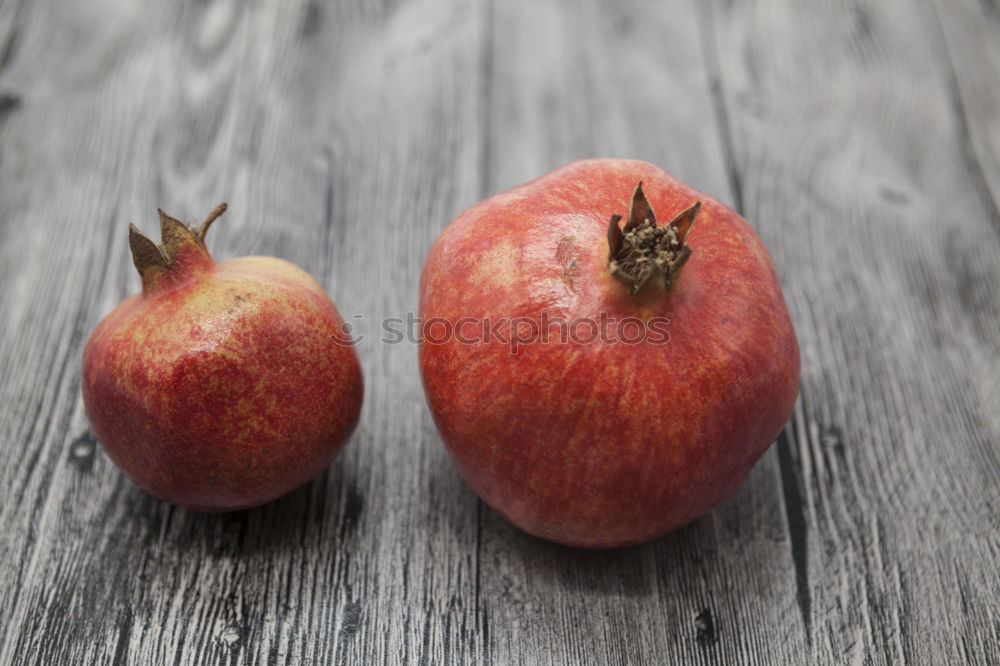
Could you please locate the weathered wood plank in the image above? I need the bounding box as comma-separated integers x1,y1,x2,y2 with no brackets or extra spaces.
476,1,807,664
707,0,1000,663
0,0,25,74
0,0,485,664
934,0,1000,223
311,1,486,663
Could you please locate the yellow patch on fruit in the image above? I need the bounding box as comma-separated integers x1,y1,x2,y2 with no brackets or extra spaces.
469,240,519,289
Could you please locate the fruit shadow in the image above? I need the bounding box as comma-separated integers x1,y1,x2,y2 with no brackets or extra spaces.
119,459,360,559
471,457,788,609
478,506,713,598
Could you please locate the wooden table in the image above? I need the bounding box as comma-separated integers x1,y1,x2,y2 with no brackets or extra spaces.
1,1,997,663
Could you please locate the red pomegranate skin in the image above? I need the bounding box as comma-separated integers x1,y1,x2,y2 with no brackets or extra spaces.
419,159,799,548
83,208,363,511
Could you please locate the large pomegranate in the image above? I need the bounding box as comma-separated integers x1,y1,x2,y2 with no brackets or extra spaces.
419,159,799,548
83,205,363,511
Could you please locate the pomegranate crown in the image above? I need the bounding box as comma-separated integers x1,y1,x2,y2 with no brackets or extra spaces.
128,203,227,295
607,183,700,295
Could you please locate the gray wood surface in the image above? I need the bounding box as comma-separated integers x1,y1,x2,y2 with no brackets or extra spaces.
0,0,997,664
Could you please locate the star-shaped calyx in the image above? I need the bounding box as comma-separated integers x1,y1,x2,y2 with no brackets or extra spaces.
128,203,228,295
607,183,701,295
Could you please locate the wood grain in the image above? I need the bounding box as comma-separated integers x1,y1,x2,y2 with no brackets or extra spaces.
934,0,1000,223
708,0,1000,662
0,0,997,664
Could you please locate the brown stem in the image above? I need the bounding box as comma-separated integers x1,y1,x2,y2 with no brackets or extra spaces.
607,183,700,295
129,204,227,295
196,203,228,245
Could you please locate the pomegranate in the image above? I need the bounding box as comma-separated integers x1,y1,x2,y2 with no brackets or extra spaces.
82,205,363,511
419,159,799,548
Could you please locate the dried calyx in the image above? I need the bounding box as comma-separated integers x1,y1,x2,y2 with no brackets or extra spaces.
608,183,700,295
128,203,227,294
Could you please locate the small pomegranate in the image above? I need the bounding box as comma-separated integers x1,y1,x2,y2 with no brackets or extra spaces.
83,205,363,511
419,159,799,548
